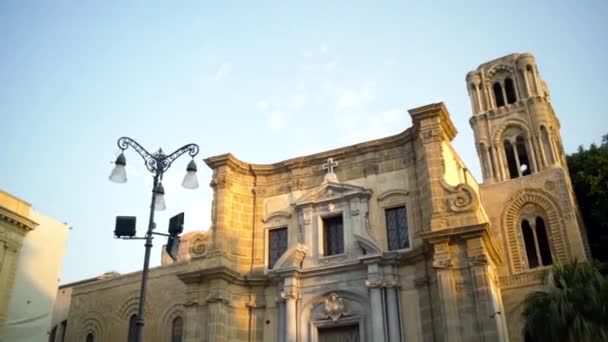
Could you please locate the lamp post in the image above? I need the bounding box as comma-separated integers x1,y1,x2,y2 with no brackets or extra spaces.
109,137,199,342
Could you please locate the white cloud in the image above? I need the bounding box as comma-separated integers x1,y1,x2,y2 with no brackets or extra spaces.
257,100,269,111
269,110,284,130
214,62,232,81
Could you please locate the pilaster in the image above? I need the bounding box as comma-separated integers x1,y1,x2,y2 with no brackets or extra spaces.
409,102,457,232
280,276,299,342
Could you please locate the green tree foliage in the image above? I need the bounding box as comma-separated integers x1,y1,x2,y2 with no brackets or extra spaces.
567,134,608,261
523,261,608,342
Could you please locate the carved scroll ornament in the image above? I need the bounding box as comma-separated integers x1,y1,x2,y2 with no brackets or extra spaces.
440,180,479,213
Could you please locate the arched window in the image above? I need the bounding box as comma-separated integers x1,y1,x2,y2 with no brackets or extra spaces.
521,217,553,269
128,314,137,342
493,82,505,107
504,140,519,179
516,136,532,176
505,77,517,104
172,317,184,342
86,332,95,342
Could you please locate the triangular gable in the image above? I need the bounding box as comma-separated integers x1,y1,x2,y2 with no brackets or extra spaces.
294,182,371,208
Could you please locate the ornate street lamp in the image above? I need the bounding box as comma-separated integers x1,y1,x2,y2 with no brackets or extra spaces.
109,137,199,342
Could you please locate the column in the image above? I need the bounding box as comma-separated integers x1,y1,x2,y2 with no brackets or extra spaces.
536,135,547,168
511,139,522,177
247,300,265,342
435,267,461,342
277,300,285,342
367,282,386,342
486,85,495,109
366,263,386,342
549,136,560,166
475,85,484,112
469,89,478,113
522,70,531,97
526,139,538,173
534,67,543,96
281,277,299,342
478,145,488,180
183,301,203,342
513,77,521,101
466,236,505,342
501,82,508,106
490,146,500,182
385,282,402,342
485,148,494,180
206,295,228,342
495,146,506,181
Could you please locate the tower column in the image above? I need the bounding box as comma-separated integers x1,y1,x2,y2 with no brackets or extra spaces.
526,138,538,173
501,81,508,105
511,139,523,177
536,135,548,168
496,145,507,181
522,69,531,97
486,84,495,109
485,148,495,180
513,76,521,101
490,146,500,181
549,135,560,166
475,85,484,112
533,66,542,96
469,89,478,114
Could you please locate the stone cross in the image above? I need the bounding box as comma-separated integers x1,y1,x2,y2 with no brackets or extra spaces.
322,158,339,174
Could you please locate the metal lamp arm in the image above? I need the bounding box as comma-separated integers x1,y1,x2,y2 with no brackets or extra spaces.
117,137,157,173
159,143,200,173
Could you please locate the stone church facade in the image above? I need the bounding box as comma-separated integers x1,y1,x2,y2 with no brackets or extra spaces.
61,53,588,342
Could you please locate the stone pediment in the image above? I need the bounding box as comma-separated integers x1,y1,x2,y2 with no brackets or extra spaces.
294,182,372,208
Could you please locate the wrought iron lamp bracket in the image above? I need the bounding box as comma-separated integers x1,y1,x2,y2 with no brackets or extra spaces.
117,137,199,174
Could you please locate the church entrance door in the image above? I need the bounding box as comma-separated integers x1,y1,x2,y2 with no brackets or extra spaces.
318,324,360,342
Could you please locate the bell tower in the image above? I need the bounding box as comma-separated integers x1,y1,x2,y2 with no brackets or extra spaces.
467,53,566,183
466,53,590,341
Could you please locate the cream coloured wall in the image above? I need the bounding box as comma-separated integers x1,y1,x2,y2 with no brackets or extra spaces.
1,210,68,342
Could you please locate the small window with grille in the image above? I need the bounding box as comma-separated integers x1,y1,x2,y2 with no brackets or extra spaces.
385,206,409,250
268,227,288,268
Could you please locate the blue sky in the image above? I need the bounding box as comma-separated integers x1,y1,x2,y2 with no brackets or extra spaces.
1,1,607,283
